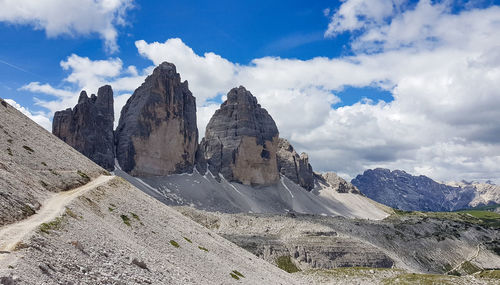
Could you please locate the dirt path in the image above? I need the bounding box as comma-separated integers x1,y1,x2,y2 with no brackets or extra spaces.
0,175,113,254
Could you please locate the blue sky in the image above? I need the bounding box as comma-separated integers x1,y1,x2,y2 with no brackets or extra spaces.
1,0,500,183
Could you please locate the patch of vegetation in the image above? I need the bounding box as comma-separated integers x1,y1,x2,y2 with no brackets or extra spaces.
108,207,115,212
8,265,13,269
39,180,48,188
170,240,180,248
22,204,35,216
77,170,90,180
184,237,192,243
477,270,500,279
383,273,460,284
39,217,63,234
7,139,12,144
276,255,301,273
22,145,34,153
120,214,131,226
387,208,500,228
41,162,47,166
6,148,12,156
460,261,481,275
458,210,500,227
102,170,112,176
198,246,209,252
131,212,140,220
65,208,78,219
229,272,240,280
232,270,244,278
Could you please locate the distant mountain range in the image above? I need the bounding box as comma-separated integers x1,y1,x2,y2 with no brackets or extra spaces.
352,168,500,212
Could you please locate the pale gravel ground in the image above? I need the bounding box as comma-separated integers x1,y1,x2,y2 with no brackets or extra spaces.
0,99,106,226
0,177,305,284
0,175,113,253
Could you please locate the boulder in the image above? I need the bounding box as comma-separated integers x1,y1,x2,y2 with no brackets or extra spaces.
276,138,314,190
115,62,198,176
52,85,114,171
199,86,279,186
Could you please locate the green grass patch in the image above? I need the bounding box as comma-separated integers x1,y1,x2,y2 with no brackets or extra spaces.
22,204,35,216
460,261,481,275
130,212,140,220
22,145,34,153
198,246,209,252
478,270,500,279
65,208,78,219
230,272,240,280
382,273,460,284
232,270,244,278
120,214,131,226
170,240,180,248
77,170,90,180
39,217,63,234
387,208,500,228
276,255,301,273
183,237,192,243
108,207,115,212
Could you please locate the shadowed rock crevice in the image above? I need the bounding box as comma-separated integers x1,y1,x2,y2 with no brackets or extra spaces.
52,85,115,171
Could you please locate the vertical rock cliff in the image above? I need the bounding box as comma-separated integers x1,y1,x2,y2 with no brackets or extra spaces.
276,138,315,190
52,85,115,171
115,62,198,176
199,86,279,186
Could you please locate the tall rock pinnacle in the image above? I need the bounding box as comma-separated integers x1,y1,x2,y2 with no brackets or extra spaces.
276,138,315,190
199,86,279,186
115,62,198,176
52,85,115,171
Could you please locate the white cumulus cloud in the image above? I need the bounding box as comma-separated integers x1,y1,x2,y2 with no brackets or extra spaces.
0,0,134,53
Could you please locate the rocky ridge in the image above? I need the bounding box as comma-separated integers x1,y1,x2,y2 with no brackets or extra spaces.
352,168,498,211
115,62,198,177
52,85,115,171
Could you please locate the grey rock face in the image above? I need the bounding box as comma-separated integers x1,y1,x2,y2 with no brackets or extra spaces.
318,172,360,194
115,62,198,176
52,85,115,171
276,138,314,190
199,86,279,186
351,168,476,211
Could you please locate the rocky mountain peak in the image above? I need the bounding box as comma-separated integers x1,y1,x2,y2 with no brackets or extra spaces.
52,85,115,171
352,168,477,211
320,172,360,194
115,61,198,176
199,86,279,186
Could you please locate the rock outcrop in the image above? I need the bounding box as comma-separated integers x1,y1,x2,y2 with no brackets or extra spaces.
276,138,314,190
318,172,360,194
115,62,198,176
199,86,279,186
351,168,476,211
52,85,115,171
